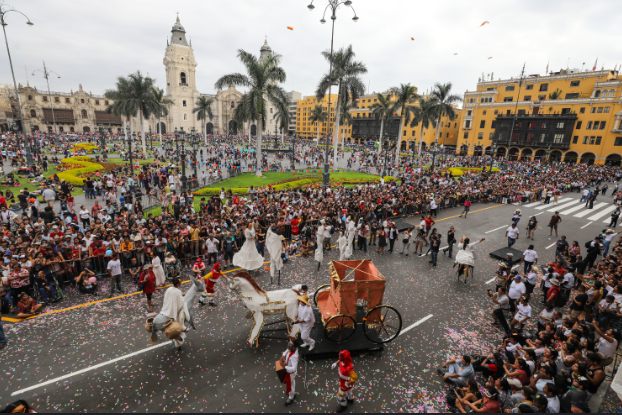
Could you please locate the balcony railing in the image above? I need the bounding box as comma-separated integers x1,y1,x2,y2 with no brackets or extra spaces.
179,83,188,87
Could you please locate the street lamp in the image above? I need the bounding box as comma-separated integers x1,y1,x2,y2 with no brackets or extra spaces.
190,127,201,182
98,123,107,159
32,61,60,136
149,125,153,152
307,0,359,187
123,126,133,172
174,127,188,193
545,144,552,166
1,4,34,139
430,143,443,172
489,142,498,172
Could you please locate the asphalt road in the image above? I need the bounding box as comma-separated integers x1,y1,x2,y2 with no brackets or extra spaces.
0,188,617,412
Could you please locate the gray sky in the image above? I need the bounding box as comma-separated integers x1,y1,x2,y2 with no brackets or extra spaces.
1,0,620,103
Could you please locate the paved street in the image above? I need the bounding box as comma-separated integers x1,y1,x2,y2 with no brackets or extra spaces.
0,186,616,412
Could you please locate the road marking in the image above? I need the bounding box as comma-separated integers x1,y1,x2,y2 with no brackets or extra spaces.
587,205,618,221
546,242,556,249
534,212,545,216
485,226,507,234
546,200,580,212
399,314,434,337
581,222,593,229
559,204,588,215
574,203,608,218
485,277,496,284
524,197,571,208
533,198,572,209
11,341,174,396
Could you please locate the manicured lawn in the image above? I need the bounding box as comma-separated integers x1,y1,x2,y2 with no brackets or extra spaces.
102,157,156,166
212,171,377,189
3,165,85,196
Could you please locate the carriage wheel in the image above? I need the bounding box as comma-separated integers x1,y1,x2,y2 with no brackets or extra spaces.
313,284,331,308
363,305,402,344
324,315,356,343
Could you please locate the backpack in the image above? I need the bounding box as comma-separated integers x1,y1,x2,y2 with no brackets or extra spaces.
556,289,569,307
585,241,592,249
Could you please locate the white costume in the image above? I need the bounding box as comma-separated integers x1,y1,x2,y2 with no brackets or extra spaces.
233,227,264,270
317,221,325,249
338,234,348,260
297,303,316,349
266,228,284,279
345,221,356,258
454,240,483,268
152,256,166,286
282,348,299,400
150,285,190,347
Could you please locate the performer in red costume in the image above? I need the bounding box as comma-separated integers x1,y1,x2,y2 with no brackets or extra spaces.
332,350,357,413
281,341,299,406
199,261,228,307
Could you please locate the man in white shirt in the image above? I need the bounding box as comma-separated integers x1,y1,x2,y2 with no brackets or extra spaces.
508,272,526,317
505,223,519,248
294,295,316,351
281,341,299,406
521,244,538,274
107,253,123,297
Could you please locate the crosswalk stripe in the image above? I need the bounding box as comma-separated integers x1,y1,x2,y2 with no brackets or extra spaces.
546,200,581,212
559,204,588,215
587,205,619,221
523,197,572,208
524,201,542,207
574,202,609,218
533,198,573,210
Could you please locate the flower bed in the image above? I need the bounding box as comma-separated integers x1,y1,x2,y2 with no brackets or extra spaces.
73,143,100,153
448,167,499,176
57,157,103,185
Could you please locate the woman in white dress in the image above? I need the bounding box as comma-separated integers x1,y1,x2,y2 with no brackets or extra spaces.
345,218,356,259
338,231,348,260
454,236,485,283
233,223,265,270
152,255,166,286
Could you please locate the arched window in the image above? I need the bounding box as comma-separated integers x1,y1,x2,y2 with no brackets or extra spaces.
183,113,188,121
28,95,33,101
81,109,87,119
180,72,187,85
81,98,85,103
30,109,36,117
609,89,615,97
595,90,601,98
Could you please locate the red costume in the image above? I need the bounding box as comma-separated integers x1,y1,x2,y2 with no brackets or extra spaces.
200,262,222,305
336,350,357,408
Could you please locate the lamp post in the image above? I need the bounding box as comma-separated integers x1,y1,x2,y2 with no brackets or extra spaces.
123,126,133,172
545,144,552,166
1,4,34,139
307,0,359,187
174,127,188,193
97,123,107,159
32,61,60,136
430,143,443,172
190,127,200,181
489,142,498,172
382,139,393,177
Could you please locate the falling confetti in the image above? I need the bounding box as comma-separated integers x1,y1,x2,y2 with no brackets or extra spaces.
480,21,489,27
411,37,414,41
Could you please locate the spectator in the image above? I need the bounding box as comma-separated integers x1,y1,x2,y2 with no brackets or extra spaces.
205,234,220,265
139,264,157,313
35,270,59,303
521,245,538,274
510,296,531,330
548,211,562,236
505,223,519,248
508,272,526,318
76,268,98,295
107,252,124,297
16,293,43,319
568,285,588,323
488,287,511,333
455,385,500,413
437,355,474,387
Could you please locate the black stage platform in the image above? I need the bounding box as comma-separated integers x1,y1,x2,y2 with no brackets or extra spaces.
489,247,524,262
393,221,412,232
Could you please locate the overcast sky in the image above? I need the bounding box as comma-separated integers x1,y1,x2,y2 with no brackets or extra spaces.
1,0,620,104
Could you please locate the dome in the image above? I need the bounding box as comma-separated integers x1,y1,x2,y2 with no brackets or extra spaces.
260,38,272,52
172,15,186,33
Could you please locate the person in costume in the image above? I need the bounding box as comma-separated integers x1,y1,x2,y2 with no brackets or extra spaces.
338,231,348,260
281,340,299,406
332,350,357,412
345,217,356,258
150,278,191,349
199,261,228,306
233,222,264,270
454,236,485,283
293,294,316,350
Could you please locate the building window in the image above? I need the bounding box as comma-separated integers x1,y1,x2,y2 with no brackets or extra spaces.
615,137,622,146
540,134,547,143
541,122,547,129
489,132,494,140
479,120,485,128
600,121,606,130
593,121,600,129
589,136,595,145
586,121,593,129
570,80,580,87
30,109,36,117
605,107,610,113
572,136,578,144
506,86,515,91
518,109,526,115
183,113,188,121
183,100,187,107
494,110,498,115
105,100,109,105
538,95,546,101
465,120,471,128
463,132,469,139
59,126,64,132
491,120,497,128
483,110,487,115
81,99,85,103
556,122,565,129
65,98,70,103
597,107,603,113
81,109,87,119
539,84,549,92
576,121,582,129
528,122,536,129
554,133,564,144
28,95,33,101
524,95,531,101
478,132,484,140
583,136,588,144
95,100,99,105
467,110,472,116
54,97,60,103
596,136,602,145
561,108,571,114
595,90,601,98
43,96,48,102
180,72,187,85
565,93,579,99
525,85,533,90
590,107,596,113
70,127,74,132
516,122,522,129
580,107,585,113
503,97,513,102
526,133,534,143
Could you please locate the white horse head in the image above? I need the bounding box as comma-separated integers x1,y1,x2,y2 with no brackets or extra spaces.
228,271,269,303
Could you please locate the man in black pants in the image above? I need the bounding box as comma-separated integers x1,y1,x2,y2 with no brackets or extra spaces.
585,237,602,270
488,287,511,333
443,226,455,258
388,224,398,253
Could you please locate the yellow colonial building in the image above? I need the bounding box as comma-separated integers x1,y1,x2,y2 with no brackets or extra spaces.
295,90,461,151
457,68,622,165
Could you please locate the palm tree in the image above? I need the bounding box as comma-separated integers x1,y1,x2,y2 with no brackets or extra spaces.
193,96,215,145
274,97,291,143
316,45,367,167
370,92,395,154
309,104,328,147
215,49,288,177
105,77,134,140
548,88,563,100
430,82,461,149
151,87,172,146
390,83,420,162
105,71,158,155
410,97,438,166
339,100,353,151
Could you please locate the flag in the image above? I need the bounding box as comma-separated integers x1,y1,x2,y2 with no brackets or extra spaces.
480,21,489,27
411,37,414,40
546,60,549,74
593,58,598,71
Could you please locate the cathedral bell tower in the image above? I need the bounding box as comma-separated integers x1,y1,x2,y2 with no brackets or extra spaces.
163,15,200,131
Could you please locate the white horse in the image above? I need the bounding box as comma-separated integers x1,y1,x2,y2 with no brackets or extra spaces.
229,271,301,348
